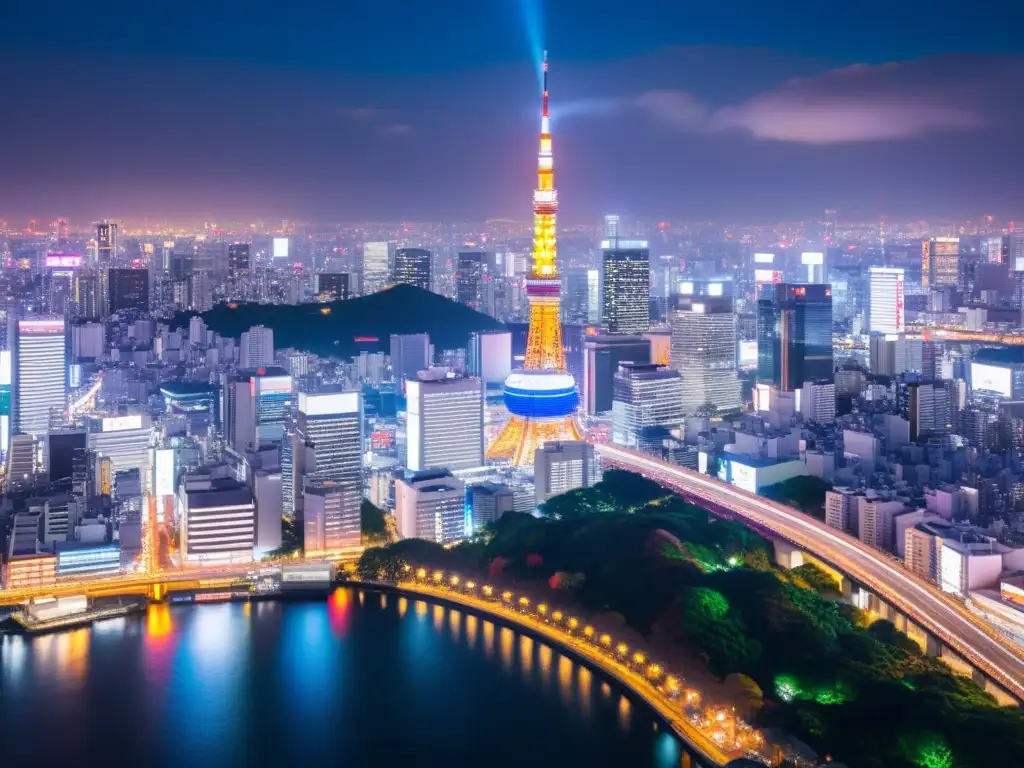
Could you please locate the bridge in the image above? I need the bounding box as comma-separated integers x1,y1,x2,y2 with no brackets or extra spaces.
596,443,1024,705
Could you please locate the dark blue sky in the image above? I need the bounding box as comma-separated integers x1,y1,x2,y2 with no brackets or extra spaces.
2,0,1022,223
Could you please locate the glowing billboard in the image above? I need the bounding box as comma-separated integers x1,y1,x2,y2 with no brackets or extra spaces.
154,448,176,497
45,254,82,269
971,362,1012,398
272,237,290,259
730,461,757,493
738,340,757,369
102,414,143,432
801,252,824,265
754,253,775,263
298,391,360,416
754,269,782,285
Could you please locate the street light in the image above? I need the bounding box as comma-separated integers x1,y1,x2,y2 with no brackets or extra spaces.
465,581,476,590
616,643,628,657
583,625,594,639
483,585,493,597
518,596,529,608
415,568,427,580
567,617,579,631
552,611,563,623
502,590,513,602
537,603,548,616
599,634,612,648
432,571,444,583
450,575,460,587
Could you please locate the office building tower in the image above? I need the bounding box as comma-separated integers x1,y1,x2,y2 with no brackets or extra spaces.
73,272,102,320
602,238,650,334
487,53,583,464
107,268,149,313
47,430,88,491
395,469,466,544
921,237,961,288
757,283,833,392
234,370,292,449
96,221,118,267
825,489,858,535
456,251,485,310
88,414,154,492
468,331,512,384
315,272,350,301
228,242,250,278
583,334,651,415
858,497,905,552
303,478,362,556
362,241,390,294
178,477,256,566
671,296,741,414
611,363,684,450
534,440,597,503
390,333,430,383
868,268,906,334
562,267,593,325
903,380,952,441
798,381,836,424
240,325,274,369
393,248,432,291
291,392,363,517
469,483,515,530
800,252,826,283
406,371,484,471
11,318,67,439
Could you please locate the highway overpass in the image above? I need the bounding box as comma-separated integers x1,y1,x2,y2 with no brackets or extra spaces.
596,443,1024,704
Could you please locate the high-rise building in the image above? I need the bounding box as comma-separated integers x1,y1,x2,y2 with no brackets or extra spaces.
88,414,154,492
11,318,67,438
534,440,597,503
395,469,466,544
486,53,582,465
362,241,390,294
800,252,826,284
469,483,515,531
825,489,858,535
228,243,250,279
389,333,430,383
868,268,906,334
393,248,432,291
303,478,362,556
456,251,485,310
406,372,484,472
240,325,274,369
315,273,350,301
467,331,512,384
611,362,684,450
291,392,363,518
922,237,961,288
602,239,650,334
233,370,292,449
96,221,118,267
73,272,102,320
757,283,833,392
582,335,651,415
178,477,256,566
670,296,741,414
107,268,149,313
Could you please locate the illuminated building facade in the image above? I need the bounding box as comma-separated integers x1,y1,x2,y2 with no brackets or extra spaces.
671,295,742,414
602,239,650,334
922,237,960,288
757,283,833,392
868,267,906,334
303,478,362,556
487,52,582,465
315,272,350,301
107,268,149,313
228,242,250,278
362,241,390,294
96,221,118,267
406,373,484,472
394,248,432,291
611,362,684,451
11,317,67,438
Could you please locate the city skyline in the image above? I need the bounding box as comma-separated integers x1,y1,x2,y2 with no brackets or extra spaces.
2,1,1024,222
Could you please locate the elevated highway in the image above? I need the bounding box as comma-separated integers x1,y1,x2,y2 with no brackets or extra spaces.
596,443,1024,703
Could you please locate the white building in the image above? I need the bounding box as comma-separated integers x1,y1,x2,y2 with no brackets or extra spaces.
612,363,684,450
534,440,597,503
390,333,430,383
825,488,858,535
71,322,105,359
12,317,67,438
797,382,836,424
395,469,466,544
303,478,362,556
468,331,512,384
240,325,274,369
253,469,283,556
669,296,741,414
362,241,390,294
88,414,154,492
290,392,363,517
406,372,484,472
178,477,256,566
868,267,905,334
858,497,905,552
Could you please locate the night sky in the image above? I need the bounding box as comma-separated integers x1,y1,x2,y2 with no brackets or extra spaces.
2,0,1023,223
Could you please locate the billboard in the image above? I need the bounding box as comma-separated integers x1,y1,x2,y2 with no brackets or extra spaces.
971,362,1012,398
45,254,82,269
730,461,757,493
754,253,775,263
272,237,290,259
801,252,824,265
738,340,758,369
708,282,724,296
298,391,360,416
754,269,782,284
102,414,143,432
154,448,176,497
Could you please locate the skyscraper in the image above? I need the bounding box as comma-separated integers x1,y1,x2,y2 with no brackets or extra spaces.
868,267,906,334
486,52,582,465
11,318,67,438
362,241,390,294
96,221,118,267
315,273,350,301
582,334,651,415
406,372,484,471
107,268,149,313
303,478,362,556
228,242,250,279
670,295,741,414
456,251,485,310
389,333,430,383
291,392,363,520
394,469,466,544
240,325,274,369
757,283,834,392
602,238,651,334
922,237,961,288
394,248,432,291
534,440,597,503
611,362,684,450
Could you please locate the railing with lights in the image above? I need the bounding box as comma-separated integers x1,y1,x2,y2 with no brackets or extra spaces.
376,564,771,766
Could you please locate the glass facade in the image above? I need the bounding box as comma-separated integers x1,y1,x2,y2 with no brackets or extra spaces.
601,241,650,334
393,248,432,291
757,283,833,391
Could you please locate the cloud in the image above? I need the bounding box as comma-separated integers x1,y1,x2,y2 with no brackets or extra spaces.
558,57,1009,144
378,123,414,138
336,106,395,120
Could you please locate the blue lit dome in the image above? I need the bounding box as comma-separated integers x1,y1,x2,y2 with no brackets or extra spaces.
503,371,579,419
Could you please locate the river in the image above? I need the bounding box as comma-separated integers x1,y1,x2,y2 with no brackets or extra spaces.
0,588,688,767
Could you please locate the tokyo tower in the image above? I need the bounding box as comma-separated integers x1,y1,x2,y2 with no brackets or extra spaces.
486,51,582,465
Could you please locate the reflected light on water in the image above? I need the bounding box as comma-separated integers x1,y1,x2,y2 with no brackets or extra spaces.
499,627,514,673
449,609,462,642
398,597,408,618
55,629,90,681
577,666,592,719
482,620,495,660
618,695,632,731
432,604,445,633
538,644,553,687
146,604,174,641
519,635,534,677
557,655,574,706
414,599,428,618
465,614,478,647
328,588,353,637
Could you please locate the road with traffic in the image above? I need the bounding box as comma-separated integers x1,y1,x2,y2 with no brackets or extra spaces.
596,443,1024,702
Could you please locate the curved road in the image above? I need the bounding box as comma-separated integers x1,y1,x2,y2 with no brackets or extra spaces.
596,443,1024,702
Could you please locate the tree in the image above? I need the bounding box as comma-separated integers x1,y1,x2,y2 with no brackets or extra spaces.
361,499,396,547
696,401,718,418
724,672,764,721
760,476,831,520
